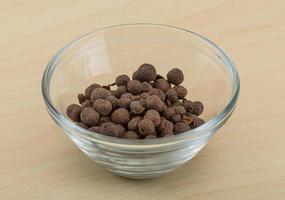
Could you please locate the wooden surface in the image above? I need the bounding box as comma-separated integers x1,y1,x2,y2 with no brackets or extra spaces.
1,1,285,199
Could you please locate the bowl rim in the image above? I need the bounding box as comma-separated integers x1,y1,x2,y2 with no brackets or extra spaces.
42,23,240,146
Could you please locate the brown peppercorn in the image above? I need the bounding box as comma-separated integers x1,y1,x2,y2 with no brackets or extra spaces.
173,85,187,99
110,90,116,96
154,78,171,92
106,95,118,109
93,99,112,116
138,119,156,136
117,97,132,108
141,82,153,92
84,83,101,99
100,122,115,133
115,74,130,86
171,114,181,123
127,80,142,95
111,108,130,125
162,107,175,120
91,88,111,102
160,129,174,137
191,101,204,116
77,122,89,129
80,107,99,126
121,93,133,99
122,131,139,139
167,68,184,85
66,104,82,122
191,115,205,128
100,122,124,137
148,88,166,101
78,93,86,104
81,100,93,109
165,89,178,102
130,100,145,115
112,124,126,137
140,92,150,99
146,95,165,112
145,135,157,139
137,63,157,82
171,101,183,107
115,86,127,98
181,113,194,125
131,95,140,101
182,99,193,112
174,106,186,115
174,122,191,134
166,99,172,107
88,126,101,133
139,98,147,107
157,117,174,133
97,116,111,126
127,116,142,131
132,70,140,80
144,109,161,127
156,74,165,80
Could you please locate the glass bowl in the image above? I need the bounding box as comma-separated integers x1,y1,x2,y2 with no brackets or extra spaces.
42,23,240,179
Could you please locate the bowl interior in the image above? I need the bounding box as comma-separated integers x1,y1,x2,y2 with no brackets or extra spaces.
48,24,233,122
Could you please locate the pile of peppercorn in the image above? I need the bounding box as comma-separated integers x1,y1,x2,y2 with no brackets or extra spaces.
66,64,205,139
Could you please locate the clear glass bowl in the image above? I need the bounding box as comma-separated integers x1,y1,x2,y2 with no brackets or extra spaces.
42,23,240,179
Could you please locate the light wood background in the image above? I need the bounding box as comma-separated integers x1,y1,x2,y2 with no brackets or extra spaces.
1,1,285,199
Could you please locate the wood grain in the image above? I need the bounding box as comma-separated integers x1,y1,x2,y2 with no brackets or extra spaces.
1,0,285,199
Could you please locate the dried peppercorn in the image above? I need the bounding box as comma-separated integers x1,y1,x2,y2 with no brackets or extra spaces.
140,92,150,99
93,99,112,116
88,126,101,133
115,86,127,98
174,122,191,134
80,107,99,126
117,97,132,108
127,80,142,95
137,63,157,82
174,106,186,115
77,122,89,129
173,85,187,99
141,82,153,92
148,88,166,101
85,83,101,99
181,113,194,125
138,119,156,136
128,116,142,131
81,100,93,109
106,95,118,110
160,129,174,137
191,115,205,128
111,108,130,125
145,135,157,139
91,88,111,102
66,104,82,122
191,101,204,116
78,93,86,104
97,116,111,126
132,70,139,80
144,109,161,127
130,100,145,115
182,99,193,112
167,68,184,85
157,117,174,133
122,131,139,139
146,95,165,112
171,114,181,123
154,78,171,92
162,107,175,120
115,74,130,86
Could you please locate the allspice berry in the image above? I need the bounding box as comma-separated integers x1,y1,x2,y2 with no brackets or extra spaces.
144,109,161,127
85,83,101,99
106,95,118,109
128,116,142,131
181,113,194,125
66,104,82,122
130,100,145,115
80,107,99,126
174,122,191,134
148,88,166,101
141,82,153,92
78,93,86,104
154,78,171,92
88,126,101,133
91,88,111,102
100,122,124,137
98,116,111,126
182,99,193,112
81,100,93,109
157,117,174,133
146,95,165,112
171,114,181,123
93,99,112,116
77,122,89,129
111,108,130,125
117,97,132,108
138,119,156,136
137,63,157,82
115,86,127,98
115,74,130,86
127,80,142,95
173,85,187,99
174,106,186,115
145,135,157,139
171,101,183,107
162,107,175,120
122,131,139,139
140,92,150,99
191,115,205,128
121,93,134,99
165,88,178,102
160,129,174,137
167,68,184,85
191,101,204,116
